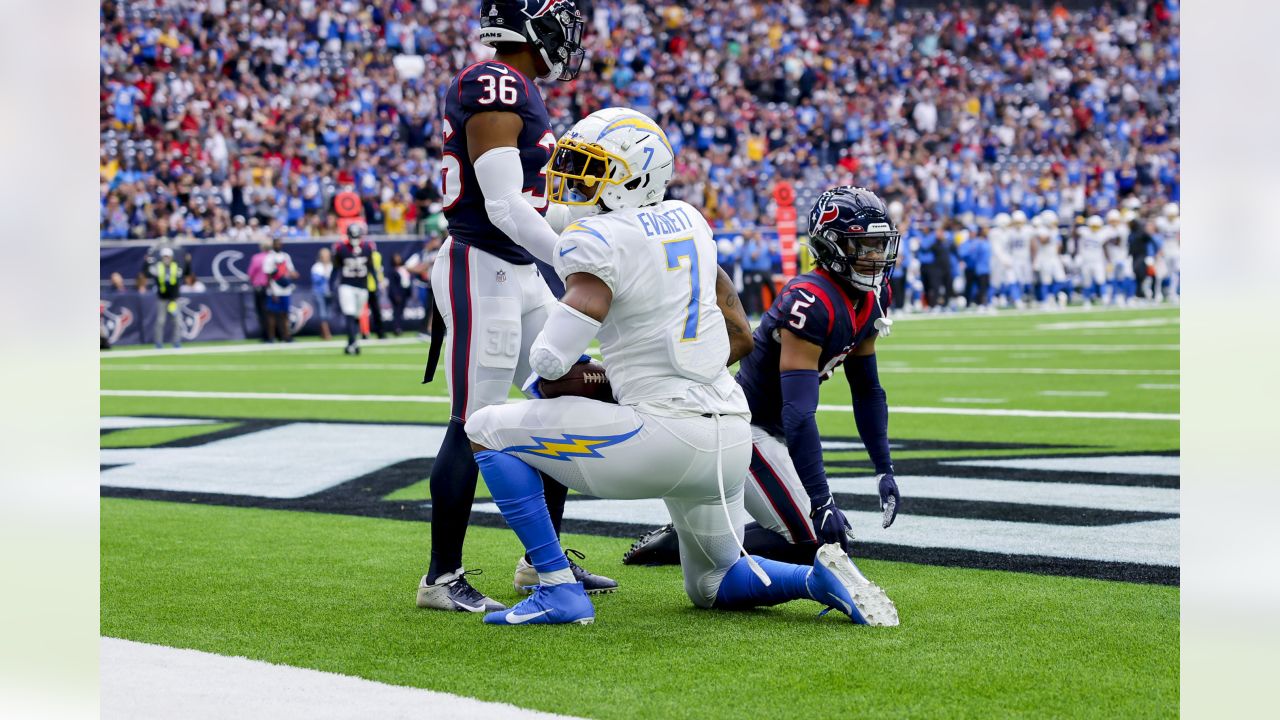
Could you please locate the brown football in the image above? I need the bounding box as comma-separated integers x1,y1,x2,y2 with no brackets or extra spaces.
537,361,615,403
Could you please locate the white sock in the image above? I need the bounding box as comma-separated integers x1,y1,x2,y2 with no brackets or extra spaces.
434,567,463,585
538,568,575,586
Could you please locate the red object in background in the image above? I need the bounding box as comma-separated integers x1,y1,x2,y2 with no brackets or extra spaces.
774,181,799,279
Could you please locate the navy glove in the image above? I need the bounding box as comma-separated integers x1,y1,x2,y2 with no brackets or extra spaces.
878,472,900,528
809,496,853,554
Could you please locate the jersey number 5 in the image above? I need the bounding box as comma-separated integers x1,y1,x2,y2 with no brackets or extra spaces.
789,299,812,330
664,237,700,341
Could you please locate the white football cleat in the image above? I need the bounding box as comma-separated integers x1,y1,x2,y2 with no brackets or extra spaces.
416,570,505,613
812,544,900,627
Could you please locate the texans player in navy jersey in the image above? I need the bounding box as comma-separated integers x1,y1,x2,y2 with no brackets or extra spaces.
331,223,373,356
624,186,904,567
416,0,616,613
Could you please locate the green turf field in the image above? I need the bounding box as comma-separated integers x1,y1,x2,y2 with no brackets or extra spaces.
100,306,1179,718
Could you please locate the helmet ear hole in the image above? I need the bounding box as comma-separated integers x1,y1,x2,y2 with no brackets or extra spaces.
625,176,643,191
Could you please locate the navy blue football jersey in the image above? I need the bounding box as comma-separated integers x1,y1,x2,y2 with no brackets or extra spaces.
332,241,372,288
736,269,888,436
441,60,555,265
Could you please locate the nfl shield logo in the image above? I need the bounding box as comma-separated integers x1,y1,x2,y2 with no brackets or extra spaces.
496,270,507,283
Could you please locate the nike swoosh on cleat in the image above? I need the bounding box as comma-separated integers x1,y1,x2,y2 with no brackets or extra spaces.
505,609,552,624
453,600,484,612
826,594,853,617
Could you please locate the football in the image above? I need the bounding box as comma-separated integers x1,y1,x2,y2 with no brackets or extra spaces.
537,360,615,403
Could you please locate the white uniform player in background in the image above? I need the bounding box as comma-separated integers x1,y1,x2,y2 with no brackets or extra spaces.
1104,209,1135,304
465,109,897,627
1155,202,1180,301
1076,215,1110,305
1007,210,1035,307
1033,210,1067,307
988,212,1012,307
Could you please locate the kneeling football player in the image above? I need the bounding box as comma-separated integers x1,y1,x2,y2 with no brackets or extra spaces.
464,110,898,626
623,186,903,568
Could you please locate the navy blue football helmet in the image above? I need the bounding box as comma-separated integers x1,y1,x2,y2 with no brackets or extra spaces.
478,0,586,81
807,186,900,293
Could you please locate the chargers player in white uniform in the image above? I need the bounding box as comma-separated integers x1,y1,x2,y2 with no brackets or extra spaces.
1104,209,1135,304
1033,210,1068,307
1007,210,1034,307
988,213,1011,307
1155,202,1180,301
1076,215,1109,305
464,109,899,626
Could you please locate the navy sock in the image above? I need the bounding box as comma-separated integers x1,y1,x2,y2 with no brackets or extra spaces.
346,315,358,344
714,555,813,609
426,420,478,582
475,450,569,574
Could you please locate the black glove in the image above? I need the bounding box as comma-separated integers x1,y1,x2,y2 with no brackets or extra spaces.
809,496,852,554
878,472,900,528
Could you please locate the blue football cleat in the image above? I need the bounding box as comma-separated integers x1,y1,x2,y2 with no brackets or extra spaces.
483,582,595,626
807,544,900,626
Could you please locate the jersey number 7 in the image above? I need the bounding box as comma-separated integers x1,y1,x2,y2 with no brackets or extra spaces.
663,236,700,341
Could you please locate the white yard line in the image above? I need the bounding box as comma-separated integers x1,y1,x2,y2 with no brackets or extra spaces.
883,344,1178,352
102,337,424,358
101,416,218,430
1038,390,1109,397
1138,383,1180,390
939,397,1007,404
1036,317,1180,331
101,637,582,720
100,389,1179,420
826,474,1180,513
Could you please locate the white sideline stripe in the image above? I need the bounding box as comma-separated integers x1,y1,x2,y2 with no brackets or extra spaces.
99,389,1180,420
1138,383,1180,390
1036,318,1180,330
474,500,1180,567
945,455,1180,477
101,363,1181,378
102,337,424,358
101,637,582,720
939,397,1006,404
883,344,1178,352
826,475,1180,513
100,416,217,430
1038,390,1109,397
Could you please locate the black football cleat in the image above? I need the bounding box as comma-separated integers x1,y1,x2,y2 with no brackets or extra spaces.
621,524,681,566
514,548,619,595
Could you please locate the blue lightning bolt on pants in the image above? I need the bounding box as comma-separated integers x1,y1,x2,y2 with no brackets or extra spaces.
473,450,570,575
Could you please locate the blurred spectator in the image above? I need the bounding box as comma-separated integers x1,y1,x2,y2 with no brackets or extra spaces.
109,272,126,293
180,271,207,294
311,247,334,341
405,235,441,338
740,229,772,317
262,237,298,343
246,240,271,342
387,253,411,336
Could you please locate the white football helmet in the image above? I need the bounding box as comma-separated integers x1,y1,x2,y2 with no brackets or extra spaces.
1011,210,1027,226
1040,210,1059,228
994,212,1011,229
1087,214,1103,229
1163,202,1179,219
547,108,675,211
1106,209,1122,225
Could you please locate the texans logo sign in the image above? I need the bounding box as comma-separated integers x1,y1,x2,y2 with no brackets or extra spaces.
100,300,134,344
177,299,214,340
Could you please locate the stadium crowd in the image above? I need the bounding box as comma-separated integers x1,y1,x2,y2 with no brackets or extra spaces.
100,0,1180,306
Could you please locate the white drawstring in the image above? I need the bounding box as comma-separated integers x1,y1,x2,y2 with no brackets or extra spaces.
873,290,893,337
714,413,770,585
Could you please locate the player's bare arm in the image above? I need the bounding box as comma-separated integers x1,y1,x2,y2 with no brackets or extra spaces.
716,266,753,364
465,111,523,162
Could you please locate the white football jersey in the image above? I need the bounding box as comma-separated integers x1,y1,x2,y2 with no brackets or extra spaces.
1009,226,1034,262
552,199,749,418
1077,228,1107,258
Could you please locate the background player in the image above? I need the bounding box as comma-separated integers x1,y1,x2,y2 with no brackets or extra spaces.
1105,208,1136,305
1155,202,1180,301
1008,210,1035,307
1075,214,1110,305
464,111,897,626
416,0,614,613
623,186,903,568
331,223,372,355
1033,210,1068,308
